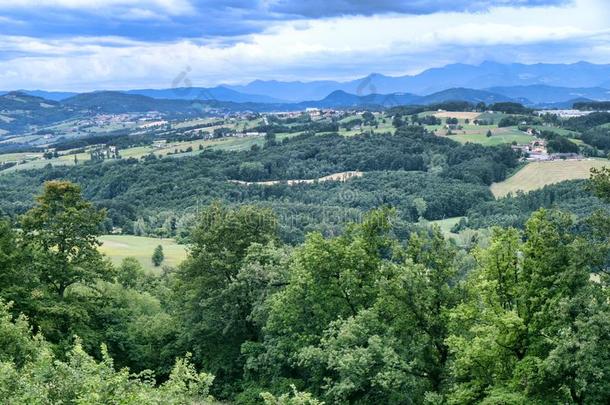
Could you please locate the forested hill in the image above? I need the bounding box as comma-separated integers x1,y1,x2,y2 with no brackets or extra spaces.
0,127,517,242
0,172,609,403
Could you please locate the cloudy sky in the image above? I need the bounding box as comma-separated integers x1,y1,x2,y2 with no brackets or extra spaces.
0,0,609,90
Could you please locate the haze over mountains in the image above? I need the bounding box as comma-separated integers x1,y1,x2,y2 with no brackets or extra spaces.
2,62,610,110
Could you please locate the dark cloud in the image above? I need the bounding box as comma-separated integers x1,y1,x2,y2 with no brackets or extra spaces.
267,0,570,18
0,0,571,41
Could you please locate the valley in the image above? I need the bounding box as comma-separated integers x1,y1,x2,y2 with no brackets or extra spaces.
2,2,610,401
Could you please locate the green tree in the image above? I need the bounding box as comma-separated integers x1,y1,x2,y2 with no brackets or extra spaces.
413,197,428,219
589,166,610,201
117,257,146,288
0,300,215,404
21,181,110,298
18,181,112,350
174,203,279,394
254,209,396,398
152,245,165,267
0,220,35,315
447,210,610,404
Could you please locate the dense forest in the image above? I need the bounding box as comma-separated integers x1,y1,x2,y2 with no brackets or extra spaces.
0,167,609,403
0,127,518,243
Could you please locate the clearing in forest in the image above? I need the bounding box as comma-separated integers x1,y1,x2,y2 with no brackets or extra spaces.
99,235,187,272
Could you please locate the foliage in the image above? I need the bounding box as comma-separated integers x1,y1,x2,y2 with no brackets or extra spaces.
581,127,610,151
0,128,517,242
0,301,215,404
447,210,610,403
174,203,282,396
488,102,531,115
152,245,165,267
564,112,610,132
1,166,610,404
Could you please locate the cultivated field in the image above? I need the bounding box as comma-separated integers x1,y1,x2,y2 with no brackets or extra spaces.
490,159,609,197
99,235,188,273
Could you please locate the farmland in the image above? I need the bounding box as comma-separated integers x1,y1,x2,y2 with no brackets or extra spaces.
490,159,609,197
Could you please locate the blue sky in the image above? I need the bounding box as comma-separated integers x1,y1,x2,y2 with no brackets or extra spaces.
0,0,608,90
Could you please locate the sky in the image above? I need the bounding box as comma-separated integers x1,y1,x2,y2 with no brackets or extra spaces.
0,0,609,90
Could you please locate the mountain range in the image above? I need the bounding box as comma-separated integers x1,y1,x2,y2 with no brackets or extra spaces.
223,61,610,102
3,61,610,136
3,61,610,107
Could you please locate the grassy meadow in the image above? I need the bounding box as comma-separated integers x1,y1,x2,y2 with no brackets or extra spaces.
99,235,188,273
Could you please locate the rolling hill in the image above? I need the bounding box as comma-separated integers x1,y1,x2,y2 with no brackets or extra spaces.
0,92,74,135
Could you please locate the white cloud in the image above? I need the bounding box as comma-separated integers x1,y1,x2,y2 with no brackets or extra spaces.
0,0,609,90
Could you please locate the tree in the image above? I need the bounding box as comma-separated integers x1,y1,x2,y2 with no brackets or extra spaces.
0,300,215,404
174,203,279,394
21,181,110,298
152,245,165,267
413,197,428,219
392,114,404,128
447,210,610,404
589,167,610,201
265,132,277,147
254,209,396,398
17,181,113,349
117,257,146,288
0,220,35,316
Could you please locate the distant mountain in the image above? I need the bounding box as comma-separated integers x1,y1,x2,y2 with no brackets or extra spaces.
0,90,77,101
125,86,286,103
225,61,610,102
62,91,200,114
417,88,512,105
6,61,610,107
0,91,60,110
226,79,342,102
0,92,73,135
487,85,610,106
298,90,420,108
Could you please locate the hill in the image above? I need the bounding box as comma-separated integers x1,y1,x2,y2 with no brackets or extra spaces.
417,88,511,105
0,92,74,134
62,91,198,114
0,90,78,101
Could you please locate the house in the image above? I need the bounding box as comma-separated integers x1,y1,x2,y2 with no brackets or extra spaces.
305,108,321,117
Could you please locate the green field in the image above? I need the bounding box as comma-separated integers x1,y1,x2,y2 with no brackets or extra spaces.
99,235,188,273
428,216,464,236
448,127,534,146
490,159,609,197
